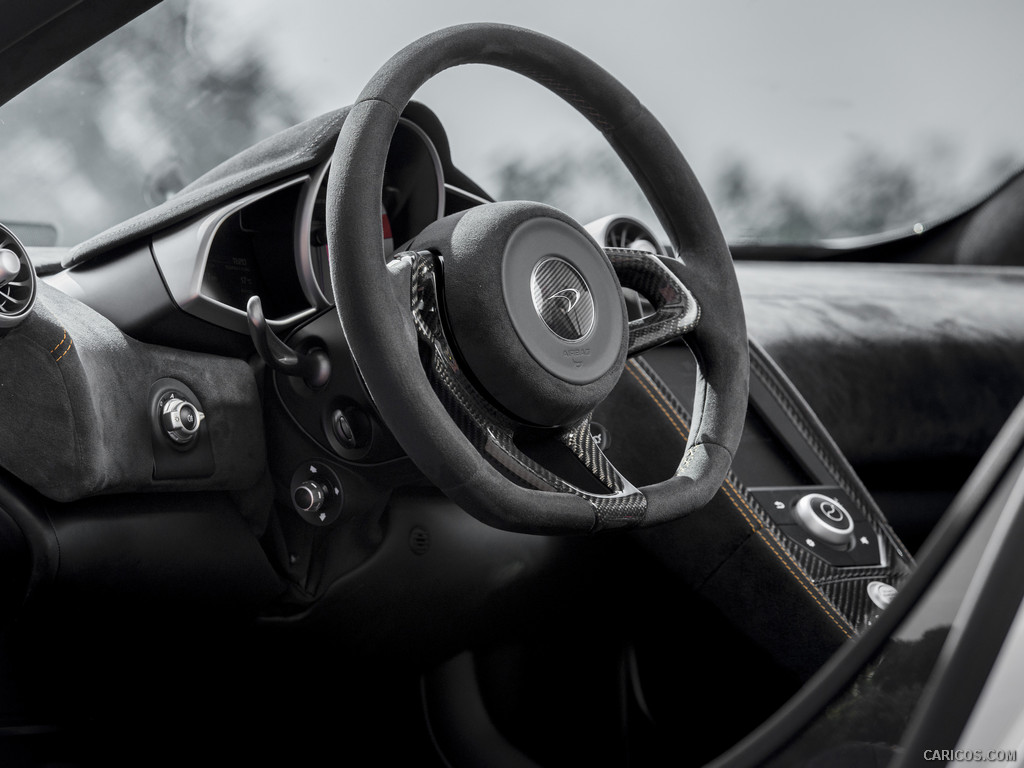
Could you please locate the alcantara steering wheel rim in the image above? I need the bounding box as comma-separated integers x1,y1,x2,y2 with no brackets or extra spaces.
327,23,749,534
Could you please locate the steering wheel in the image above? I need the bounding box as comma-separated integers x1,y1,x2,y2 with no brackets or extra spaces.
327,23,748,534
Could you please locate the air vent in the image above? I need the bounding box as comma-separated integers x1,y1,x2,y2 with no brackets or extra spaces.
0,223,37,330
585,214,663,255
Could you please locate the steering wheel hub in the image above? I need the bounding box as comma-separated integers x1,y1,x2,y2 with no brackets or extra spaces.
410,202,627,427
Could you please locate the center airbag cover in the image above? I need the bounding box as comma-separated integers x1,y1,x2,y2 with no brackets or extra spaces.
502,217,623,385
417,202,627,427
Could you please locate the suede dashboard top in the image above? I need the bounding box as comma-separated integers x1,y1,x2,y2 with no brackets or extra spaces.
737,261,1024,468
63,107,350,269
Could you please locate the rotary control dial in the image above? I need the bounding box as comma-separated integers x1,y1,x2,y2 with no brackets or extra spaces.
793,492,855,546
293,480,328,514
289,462,345,526
161,395,205,446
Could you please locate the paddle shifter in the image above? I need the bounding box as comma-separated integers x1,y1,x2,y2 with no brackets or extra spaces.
246,295,330,389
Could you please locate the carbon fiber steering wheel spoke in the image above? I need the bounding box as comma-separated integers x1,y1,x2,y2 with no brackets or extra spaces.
408,250,647,530
606,247,700,356
555,414,647,529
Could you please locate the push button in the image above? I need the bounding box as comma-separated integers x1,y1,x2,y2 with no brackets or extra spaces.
293,481,328,515
867,581,897,609
331,410,357,447
848,521,882,566
326,406,370,454
778,524,855,566
793,493,855,546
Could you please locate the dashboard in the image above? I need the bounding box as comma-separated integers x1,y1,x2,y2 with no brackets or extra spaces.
36,104,913,637
133,113,657,342
0,88,962,766
149,117,450,335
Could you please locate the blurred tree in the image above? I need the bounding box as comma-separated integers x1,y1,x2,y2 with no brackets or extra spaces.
0,0,300,245
828,149,921,235
491,144,650,227
491,140,1021,245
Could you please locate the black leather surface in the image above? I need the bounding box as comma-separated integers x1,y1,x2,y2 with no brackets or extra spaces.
737,262,1024,467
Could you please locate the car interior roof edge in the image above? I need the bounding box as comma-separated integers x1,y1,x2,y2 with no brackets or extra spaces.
0,0,160,110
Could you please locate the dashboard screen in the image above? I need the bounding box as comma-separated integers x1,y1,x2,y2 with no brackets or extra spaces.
202,183,309,319
305,119,444,304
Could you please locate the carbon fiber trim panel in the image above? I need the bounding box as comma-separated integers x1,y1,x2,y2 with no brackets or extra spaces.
633,354,914,633
408,251,647,531
605,248,700,355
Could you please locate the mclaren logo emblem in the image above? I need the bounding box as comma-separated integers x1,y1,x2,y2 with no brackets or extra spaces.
544,288,581,313
530,258,595,342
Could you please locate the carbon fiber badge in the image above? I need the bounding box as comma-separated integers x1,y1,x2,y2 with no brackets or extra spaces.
530,257,596,341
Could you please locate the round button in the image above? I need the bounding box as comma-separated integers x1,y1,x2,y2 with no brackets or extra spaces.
293,481,326,514
179,403,199,432
290,463,345,527
867,581,898,610
332,409,356,447
793,493,855,546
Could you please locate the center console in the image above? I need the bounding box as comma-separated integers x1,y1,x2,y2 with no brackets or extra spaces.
633,341,913,638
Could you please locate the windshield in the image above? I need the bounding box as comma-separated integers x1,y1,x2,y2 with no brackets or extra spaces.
1,0,1021,246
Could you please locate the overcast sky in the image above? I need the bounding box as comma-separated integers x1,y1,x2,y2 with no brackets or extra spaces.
196,0,1024,201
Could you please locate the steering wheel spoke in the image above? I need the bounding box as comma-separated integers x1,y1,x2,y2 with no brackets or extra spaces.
606,248,700,356
555,415,647,529
408,250,646,530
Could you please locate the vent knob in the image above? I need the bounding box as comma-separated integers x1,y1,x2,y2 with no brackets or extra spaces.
0,224,37,331
0,249,19,288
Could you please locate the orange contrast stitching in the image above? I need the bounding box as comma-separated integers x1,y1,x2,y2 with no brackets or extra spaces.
719,482,852,637
625,362,687,441
49,329,67,354
625,359,853,637
54,339,74,363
